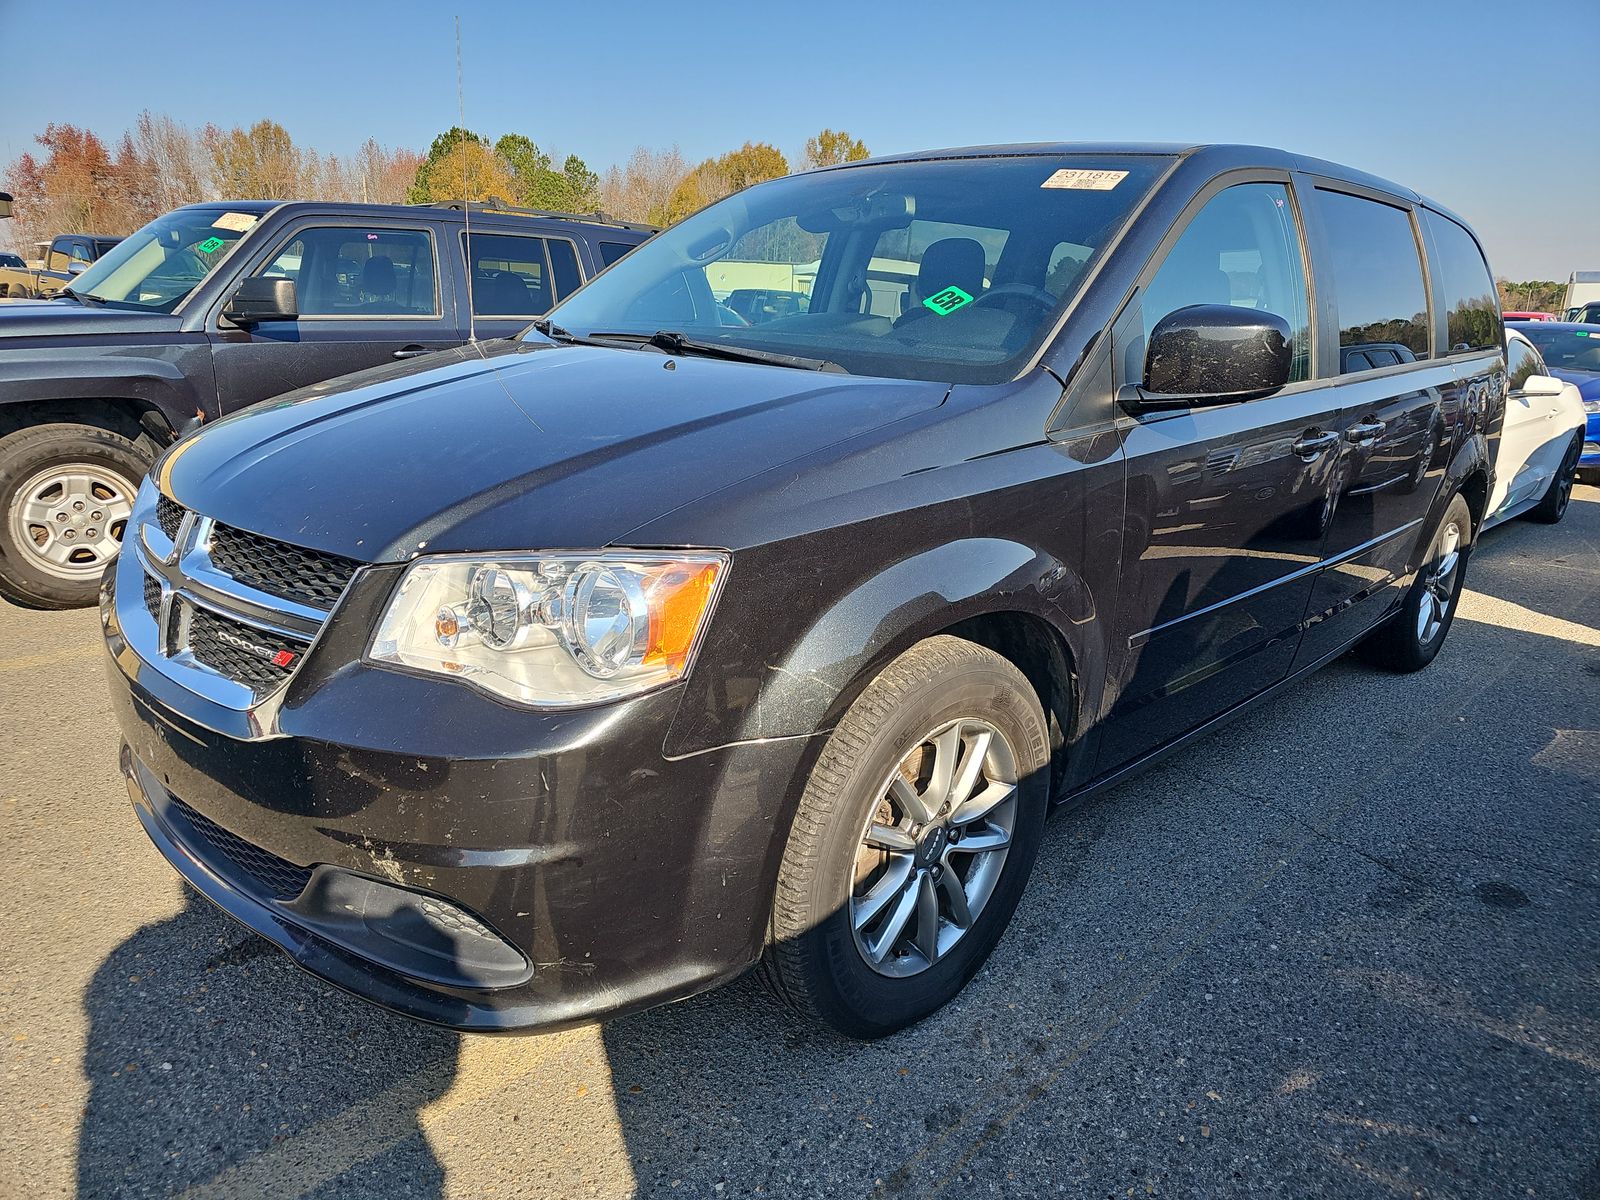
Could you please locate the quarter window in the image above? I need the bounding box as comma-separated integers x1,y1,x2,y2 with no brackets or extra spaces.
1317,190,1430,368
1423,211,1500,353
1143,182,1312,383
256,227,438,317
599,241,635,268
466,232,553,316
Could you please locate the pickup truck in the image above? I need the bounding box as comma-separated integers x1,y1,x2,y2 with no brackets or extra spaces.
0,199,653,607
0,233,122,300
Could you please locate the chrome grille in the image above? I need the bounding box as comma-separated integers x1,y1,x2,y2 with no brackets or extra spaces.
155,494,185,541
142,573,162,622
186,604,302,692
207,523,358,611
169,795,313,901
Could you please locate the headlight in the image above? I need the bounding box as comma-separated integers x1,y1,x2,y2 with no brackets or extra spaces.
368,551,728,707
1583,399,1600,415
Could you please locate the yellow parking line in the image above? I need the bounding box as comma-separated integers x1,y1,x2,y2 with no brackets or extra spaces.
0,643,102,672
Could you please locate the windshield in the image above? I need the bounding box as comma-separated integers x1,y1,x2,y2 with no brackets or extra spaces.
71,206,263,312
538,155,1169,384
1519,326,1600,373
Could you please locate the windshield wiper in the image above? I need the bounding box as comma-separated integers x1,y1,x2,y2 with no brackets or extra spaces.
59,286,105,306
528,318,629,349
591,329,846,374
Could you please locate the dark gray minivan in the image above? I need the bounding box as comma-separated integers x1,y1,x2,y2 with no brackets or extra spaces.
105,144,1505,1038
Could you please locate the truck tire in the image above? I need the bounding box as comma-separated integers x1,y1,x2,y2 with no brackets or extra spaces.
757,635,1050,1038
0,423,151,609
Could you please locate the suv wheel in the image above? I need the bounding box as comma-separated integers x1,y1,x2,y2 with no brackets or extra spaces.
1524,433,1582,525
0,423,149,609
1356,491,1473,673
758,635,1050,1038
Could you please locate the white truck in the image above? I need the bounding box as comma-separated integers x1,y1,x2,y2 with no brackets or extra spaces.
1562,271,1600,321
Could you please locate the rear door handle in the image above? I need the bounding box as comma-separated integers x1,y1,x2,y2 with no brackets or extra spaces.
1292,430,1341,459
1346,419,1386,445
392,345,434,359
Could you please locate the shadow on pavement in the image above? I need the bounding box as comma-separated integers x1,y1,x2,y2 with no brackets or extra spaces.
76,894,459,1200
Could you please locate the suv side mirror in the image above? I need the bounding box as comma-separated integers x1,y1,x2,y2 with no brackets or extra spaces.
224,277,298,325
1139,304,1294,408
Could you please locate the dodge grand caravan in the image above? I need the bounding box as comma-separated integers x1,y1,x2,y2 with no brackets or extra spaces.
103,144,1505,1038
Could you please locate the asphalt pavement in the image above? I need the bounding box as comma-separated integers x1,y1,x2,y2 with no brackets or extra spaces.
3,487,1597,1199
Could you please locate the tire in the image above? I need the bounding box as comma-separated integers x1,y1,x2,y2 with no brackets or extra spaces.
757,635,1051,1039
1356,491,1473,673
0,423,151,609
1523,433,1582,525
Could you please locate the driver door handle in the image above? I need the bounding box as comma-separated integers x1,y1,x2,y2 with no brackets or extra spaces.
1292,430,1341,459
1345,419,1386,445
393,345,435,359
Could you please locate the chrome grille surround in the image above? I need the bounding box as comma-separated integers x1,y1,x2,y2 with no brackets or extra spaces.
122,488,359,711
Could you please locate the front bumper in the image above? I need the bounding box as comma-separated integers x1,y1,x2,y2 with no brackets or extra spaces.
1581,411,1600,469
103,553,812,1033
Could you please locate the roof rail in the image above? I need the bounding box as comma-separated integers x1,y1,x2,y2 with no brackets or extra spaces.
423,199,657,234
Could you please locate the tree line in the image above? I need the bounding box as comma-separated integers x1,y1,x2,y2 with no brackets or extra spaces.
0,112,869,250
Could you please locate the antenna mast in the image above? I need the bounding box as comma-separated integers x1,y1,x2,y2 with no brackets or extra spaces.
457,15,476,344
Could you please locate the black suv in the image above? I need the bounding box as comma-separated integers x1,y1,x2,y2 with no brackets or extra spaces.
0,200,651,608
104,144,1504,1038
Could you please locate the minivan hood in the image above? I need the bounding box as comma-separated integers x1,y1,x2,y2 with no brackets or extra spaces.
159,341,948,560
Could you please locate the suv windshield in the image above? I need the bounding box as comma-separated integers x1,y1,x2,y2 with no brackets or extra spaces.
70,206,263,313
538,154,1169,384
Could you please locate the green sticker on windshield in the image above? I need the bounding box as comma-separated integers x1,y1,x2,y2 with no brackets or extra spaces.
923,285,973,316
196,236,225,254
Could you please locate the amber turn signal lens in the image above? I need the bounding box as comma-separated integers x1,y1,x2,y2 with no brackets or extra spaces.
645,562,721,672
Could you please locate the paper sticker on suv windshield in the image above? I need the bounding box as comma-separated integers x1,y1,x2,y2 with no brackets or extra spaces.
196,236,225,254
923,285,974,316
1041,169,1128,191
211,212,258,232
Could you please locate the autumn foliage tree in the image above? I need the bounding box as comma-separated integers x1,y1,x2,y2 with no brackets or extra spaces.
802,129,870,169
666,142,790,222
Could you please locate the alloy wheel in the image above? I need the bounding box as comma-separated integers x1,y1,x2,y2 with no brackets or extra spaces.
7,463,137,581
1415,518,1462,645
849,717,1018,978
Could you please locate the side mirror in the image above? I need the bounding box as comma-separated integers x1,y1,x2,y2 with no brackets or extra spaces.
67,260,87,276
1516,373,1567,399
1139,304,1294,408
224,276,298,324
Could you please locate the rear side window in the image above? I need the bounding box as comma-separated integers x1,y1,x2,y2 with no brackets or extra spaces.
546,239,582,300
599,241,635,268
1423,211,1500,353
1142,182,1312,383
466,232,552,316
1317,189,1430,368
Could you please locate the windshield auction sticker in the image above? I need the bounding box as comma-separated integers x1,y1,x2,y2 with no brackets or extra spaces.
924,285,974,316
211,212,259,232
1041,169,1128,190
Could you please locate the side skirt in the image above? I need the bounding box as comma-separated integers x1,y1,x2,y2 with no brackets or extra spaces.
1054,601,1401,811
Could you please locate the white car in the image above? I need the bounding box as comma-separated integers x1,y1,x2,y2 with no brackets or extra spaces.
1483,327,1587,528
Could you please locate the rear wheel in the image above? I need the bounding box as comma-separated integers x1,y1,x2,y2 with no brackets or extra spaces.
0,423,149,609
758,635,1050,1039
1524,433,1582,524
1356,491,1472,673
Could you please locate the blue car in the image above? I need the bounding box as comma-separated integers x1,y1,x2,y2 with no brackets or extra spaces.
1510,321,1600,478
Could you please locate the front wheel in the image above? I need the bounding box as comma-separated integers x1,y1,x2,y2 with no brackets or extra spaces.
0,423,149,609
758,635,1051,1039
1524,433,1582,525
1356,491,1473,673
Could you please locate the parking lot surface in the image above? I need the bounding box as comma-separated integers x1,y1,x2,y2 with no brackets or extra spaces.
3,488,1597,1199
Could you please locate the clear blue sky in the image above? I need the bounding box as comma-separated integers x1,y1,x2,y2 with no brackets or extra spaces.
2,0,1595,280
